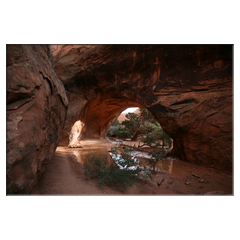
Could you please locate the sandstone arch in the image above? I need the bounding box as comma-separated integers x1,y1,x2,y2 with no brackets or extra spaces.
52,44,232,172
67,95,145,147
6,44,233,194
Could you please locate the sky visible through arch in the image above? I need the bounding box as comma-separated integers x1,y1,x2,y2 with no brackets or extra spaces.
122,107,138,113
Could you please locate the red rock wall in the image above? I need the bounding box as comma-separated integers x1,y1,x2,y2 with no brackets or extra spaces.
66,94,144,146
52,44,232,172
6,44,232,194
7,45,68,194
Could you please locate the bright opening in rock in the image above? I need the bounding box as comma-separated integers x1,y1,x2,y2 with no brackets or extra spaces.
121,107,139,113
106,107,173,153
6,44,233,195
64,96,145,148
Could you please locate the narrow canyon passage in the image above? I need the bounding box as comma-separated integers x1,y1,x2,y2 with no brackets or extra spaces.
6,45,233,194
37,140,233,195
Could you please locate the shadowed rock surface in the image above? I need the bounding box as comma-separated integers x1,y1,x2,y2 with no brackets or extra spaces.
6,44,233,194
51,44,232,172
7,45,68,194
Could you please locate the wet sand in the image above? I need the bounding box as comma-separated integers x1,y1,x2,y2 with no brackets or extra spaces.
37,139,233,195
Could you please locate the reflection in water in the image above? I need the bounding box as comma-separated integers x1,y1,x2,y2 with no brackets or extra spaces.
60,139,174,173
69,145,112,165
156,159,173,173
134,156,173,173
71,149,82,163
109,152,140,170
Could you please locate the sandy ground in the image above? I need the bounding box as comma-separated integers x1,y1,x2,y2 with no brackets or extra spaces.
36,139,233,195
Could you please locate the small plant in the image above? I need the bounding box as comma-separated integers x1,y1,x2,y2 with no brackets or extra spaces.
83,150,138,189
83,146,152,190
83,151,109,178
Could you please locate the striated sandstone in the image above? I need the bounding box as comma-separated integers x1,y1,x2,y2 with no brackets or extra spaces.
7,45,68,194
51,44,232,172
6,44,233,195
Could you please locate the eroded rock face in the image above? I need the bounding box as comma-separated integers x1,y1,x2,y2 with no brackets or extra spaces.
7,45,68,194
65,94,143,147
6,44,232,195
51,44,232,172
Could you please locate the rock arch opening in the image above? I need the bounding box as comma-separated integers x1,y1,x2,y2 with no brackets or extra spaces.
65,95,145,147
7,44,233,194
54,43,232,173
106,106,173,152
64,92,174,156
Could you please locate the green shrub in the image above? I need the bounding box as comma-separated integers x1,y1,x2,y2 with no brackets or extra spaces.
139,122,172,149
142,133,157,147
115,126,132,138
150,122,163,139
107,125,120,136
83,147,152,189
107,125,132,138
112,119,120,127
121,119,137,134
83,152,109,178
83,151,138,189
